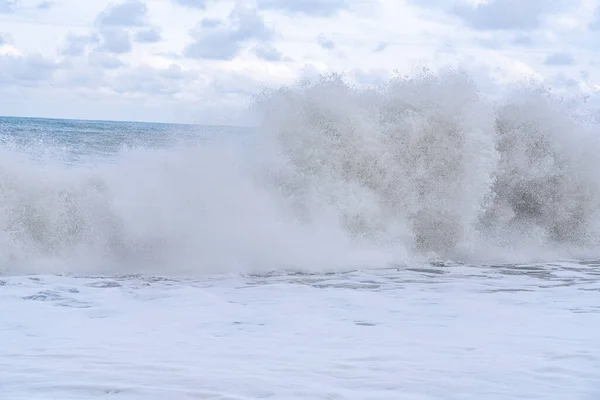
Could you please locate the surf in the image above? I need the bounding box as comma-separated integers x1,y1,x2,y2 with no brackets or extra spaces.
1,68,599,275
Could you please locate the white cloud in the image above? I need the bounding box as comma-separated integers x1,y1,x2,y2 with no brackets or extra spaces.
410,0,573,32
256,0,348,17
545,52,575,66
589,6,600,30
96,0,147,27
134,26,161,43
210,69,265,95
0,0,597,123
252,43,284,61
110,64,197,95
88,50,126,69
183,5,272,60
452,0,569,31
512,34,533,46
173,0,210,9
88,0,159,55
54,62,106,89
37,1,52,9
552,72,580,89
60,33,97,56
317,34,335,50
97,26,132,54
0,0,17,13
0,52,61,85
373,42,387,52
0,32,12,45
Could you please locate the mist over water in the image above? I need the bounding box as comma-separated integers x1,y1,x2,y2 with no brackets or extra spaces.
1,69,600,275
256,70,600,263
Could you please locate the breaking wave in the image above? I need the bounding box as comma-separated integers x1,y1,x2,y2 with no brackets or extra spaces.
2,68,600,275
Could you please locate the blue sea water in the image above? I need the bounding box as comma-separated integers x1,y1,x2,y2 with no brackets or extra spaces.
2,72,600,399
0,115,245,162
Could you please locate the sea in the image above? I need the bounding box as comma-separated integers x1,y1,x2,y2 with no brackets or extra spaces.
1,72,600,399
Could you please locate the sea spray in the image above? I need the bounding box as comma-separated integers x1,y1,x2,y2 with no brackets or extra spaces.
254,69,600,261
1,69,599,274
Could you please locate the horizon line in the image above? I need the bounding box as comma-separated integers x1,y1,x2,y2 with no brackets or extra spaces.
0,114,250,129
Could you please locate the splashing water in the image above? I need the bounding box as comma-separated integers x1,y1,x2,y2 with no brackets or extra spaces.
1,69,600,275
255,69,600,263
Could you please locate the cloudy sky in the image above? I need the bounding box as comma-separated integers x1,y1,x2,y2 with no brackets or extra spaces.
0,0,598,124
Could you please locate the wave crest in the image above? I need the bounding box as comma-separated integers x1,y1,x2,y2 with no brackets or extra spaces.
2,68,600,274
255,69,600,260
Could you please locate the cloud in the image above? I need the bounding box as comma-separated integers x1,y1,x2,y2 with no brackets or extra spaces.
0,32,12,46
0,0,17,13
60,33,97,56
478,37,502,49
96,0,148,27
544,52,575,66
184,6,273,60
452,0,568,31
373,42,388,52
552,72,579,89
135,26,162,43
0,0,597,125
173,0,210,9
256,0,348,17
317,34,335,49
54,64,106,89
88,51,126,69
62,63,195,97
59,0,157,58
512,34,533,46
210,70,264,96
97,26,132,54
184,26,244,60
200,18,222,28
0,53,60,85
229,6,273,41
589,7,600,30
252,43,283,61
110,64,197,95
37,1,52,9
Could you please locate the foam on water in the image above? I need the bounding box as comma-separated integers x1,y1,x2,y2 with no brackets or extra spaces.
1,68,600,274
2,69,600,400
2,263,600,399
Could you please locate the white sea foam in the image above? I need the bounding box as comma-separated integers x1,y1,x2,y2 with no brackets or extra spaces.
1,68,600,274
1,265,599,400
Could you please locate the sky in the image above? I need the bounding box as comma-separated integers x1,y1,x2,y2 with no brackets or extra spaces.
0,0,599,124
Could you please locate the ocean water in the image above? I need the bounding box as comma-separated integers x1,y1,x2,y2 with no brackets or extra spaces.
1,71,600,399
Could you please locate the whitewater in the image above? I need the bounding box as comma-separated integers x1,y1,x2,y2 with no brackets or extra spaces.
1,70,600,399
